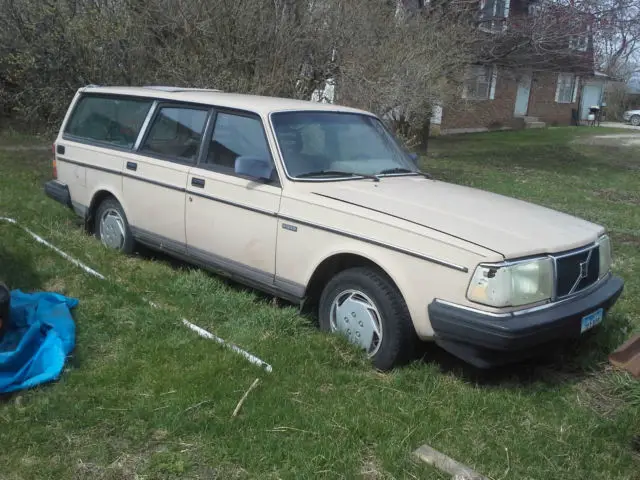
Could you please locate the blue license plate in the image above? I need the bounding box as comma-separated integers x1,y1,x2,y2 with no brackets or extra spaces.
580,308,604,333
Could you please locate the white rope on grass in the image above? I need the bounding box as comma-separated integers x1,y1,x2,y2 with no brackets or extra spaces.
182,318,273,373
145,297,272,372
0,216,105,279
1,216,272,372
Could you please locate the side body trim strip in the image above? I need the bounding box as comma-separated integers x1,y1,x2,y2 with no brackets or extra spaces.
57,156,469,273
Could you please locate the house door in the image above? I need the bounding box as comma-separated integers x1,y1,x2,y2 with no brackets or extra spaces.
514,74,532,116
580,83,603,120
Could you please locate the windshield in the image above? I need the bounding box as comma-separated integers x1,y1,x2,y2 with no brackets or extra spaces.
271,111,418,179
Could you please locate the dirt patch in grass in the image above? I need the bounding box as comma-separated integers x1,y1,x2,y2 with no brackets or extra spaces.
44,276,67,293
574,133,640,147
0,145,50,151
576,367,628,419
74,453,148,480
360,452,387,479
595,188,640,206
612,232,640,248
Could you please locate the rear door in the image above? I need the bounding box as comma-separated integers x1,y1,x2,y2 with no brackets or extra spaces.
123,103,211,252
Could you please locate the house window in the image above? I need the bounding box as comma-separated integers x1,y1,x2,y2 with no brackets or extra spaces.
556,73,579,103
569,36,588,51
569,26,590,51
528,2,542,15
463,65,497,100
479,0,510,32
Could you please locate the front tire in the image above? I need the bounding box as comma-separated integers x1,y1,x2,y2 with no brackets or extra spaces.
318,267,417,370
631,115,640,127
94,197,134,254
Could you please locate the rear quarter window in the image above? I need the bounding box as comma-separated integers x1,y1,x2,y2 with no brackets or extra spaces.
64,95,153,148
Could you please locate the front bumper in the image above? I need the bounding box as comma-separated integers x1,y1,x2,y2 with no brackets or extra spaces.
429,274,624,368
44,180,71,207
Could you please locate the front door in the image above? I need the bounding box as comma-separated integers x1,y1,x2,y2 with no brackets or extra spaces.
185,110,281,287
580,83,603,120
514,74,532,117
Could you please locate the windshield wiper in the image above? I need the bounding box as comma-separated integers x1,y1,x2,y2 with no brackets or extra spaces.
377,167,432,179
295,170,380,182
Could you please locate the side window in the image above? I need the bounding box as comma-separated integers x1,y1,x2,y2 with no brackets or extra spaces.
65,95,153,148
140,106,208,162
204,112,272,171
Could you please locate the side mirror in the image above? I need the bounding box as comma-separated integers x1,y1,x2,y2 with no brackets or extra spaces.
408,152,419,165
235,156,274,181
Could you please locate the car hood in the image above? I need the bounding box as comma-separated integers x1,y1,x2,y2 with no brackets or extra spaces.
310,176,604,258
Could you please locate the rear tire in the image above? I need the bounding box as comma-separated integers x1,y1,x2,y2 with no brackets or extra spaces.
631,115,640,127
318,267,417,371
94,197,134,254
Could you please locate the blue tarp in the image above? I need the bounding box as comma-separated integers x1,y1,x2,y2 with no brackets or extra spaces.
0,290,77,394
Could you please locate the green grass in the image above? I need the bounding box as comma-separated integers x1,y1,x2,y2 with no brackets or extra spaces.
1,128,639,479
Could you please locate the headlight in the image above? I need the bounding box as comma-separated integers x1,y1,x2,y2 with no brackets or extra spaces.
598,234,612,277
467,257,554,308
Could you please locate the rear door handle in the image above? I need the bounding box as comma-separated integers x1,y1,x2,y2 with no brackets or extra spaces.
191,178,205,188
126,161,137,171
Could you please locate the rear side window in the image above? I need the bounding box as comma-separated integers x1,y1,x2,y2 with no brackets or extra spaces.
65,95,153,148
140,106,208,163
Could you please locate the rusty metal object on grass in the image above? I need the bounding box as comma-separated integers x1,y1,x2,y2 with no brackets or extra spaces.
608,334,640,378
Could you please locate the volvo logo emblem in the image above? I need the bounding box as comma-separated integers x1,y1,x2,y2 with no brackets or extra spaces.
569,250,594,295
579,259,589,279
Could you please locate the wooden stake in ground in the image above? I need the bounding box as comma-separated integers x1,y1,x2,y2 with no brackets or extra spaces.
232,378,260,418
413,444,489,480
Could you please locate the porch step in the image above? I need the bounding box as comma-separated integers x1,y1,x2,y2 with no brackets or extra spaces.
523,116,540,122
525,121,547,129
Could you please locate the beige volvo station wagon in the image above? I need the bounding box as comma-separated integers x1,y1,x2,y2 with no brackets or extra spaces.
45,85,624,370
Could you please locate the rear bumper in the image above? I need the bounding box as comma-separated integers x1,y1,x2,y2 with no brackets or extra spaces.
429,274,624,368
44,180,71,208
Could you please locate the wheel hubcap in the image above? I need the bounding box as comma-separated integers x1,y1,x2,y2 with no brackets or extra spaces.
632,117,640,126
329,289,383,356
99,208,126,250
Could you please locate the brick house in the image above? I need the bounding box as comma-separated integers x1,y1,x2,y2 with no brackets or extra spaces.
430,0,608,134
311,0,608,134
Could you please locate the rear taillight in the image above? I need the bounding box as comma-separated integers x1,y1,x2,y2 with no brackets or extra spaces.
52,143,58,179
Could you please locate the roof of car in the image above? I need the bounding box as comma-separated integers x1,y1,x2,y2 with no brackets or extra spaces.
80,85,373,116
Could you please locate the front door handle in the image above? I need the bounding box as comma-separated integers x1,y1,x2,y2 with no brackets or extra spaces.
191,178,205,188
126,161,137,171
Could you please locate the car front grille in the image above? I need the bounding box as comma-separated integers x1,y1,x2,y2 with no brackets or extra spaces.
554,245,600,298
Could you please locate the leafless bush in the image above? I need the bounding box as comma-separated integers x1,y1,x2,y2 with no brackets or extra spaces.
329,1,475,137
0,0,472,137
603,81,632,119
